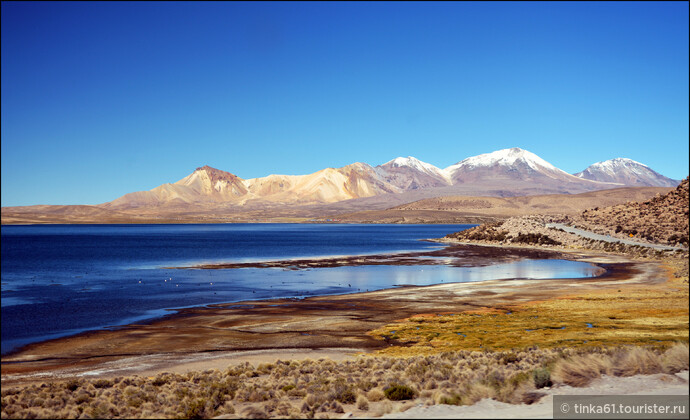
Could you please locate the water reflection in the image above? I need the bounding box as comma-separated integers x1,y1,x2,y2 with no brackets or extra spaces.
244,258,600,298
450,259,599,283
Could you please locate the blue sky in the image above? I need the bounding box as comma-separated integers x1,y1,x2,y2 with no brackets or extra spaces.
2,1,688,206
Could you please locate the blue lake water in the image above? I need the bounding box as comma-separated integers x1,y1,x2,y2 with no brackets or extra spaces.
0,224,600,354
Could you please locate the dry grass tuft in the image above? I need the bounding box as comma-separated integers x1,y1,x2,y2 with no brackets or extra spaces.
366,388,385,402
242,404,268,419
372,400,393,417
612,346,663,377
551,353,613,387
662,342,690,373
463,383,496,405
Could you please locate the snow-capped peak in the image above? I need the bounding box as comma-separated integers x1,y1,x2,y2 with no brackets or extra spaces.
578,158,650,177
445,147,563,173
574,158,679,187
382,156,447,177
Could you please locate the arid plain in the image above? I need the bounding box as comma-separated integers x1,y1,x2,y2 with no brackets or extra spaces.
0,185,672,225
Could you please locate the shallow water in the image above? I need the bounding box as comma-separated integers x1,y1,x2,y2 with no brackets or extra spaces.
1,224,599,354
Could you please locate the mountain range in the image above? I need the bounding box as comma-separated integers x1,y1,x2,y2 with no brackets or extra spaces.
102,147,680,210
2,147,682,224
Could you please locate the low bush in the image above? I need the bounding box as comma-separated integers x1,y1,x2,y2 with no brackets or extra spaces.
612,347,663,377
92,379,113,389
662,343,689,373
551,353,612,387
437,393,461,405
64,379,81,392
356,395,369,410
384,384,416,401
4,344,689,419
366,388,385,402
532,367,552,389
182,398,208,419
511,233,562,246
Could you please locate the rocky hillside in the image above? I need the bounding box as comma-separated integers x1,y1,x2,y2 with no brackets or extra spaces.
445,177,689,251
578,177,689,247
444,215,585,248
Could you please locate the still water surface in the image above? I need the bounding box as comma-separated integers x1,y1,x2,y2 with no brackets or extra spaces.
1,224,599,354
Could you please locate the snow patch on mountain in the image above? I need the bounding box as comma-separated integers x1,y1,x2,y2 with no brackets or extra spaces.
445,147,563,173
576,158,648,178
381,156,451,183
574,158,679,187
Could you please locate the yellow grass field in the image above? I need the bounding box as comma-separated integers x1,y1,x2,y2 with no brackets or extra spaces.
370,258,689,356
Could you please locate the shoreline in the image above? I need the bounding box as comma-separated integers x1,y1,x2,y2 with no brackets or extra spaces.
1,243,659,385
1,242,575,359
167,242,570,270
0,242,579,357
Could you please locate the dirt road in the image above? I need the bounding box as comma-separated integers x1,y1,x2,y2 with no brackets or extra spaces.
546,223,684,251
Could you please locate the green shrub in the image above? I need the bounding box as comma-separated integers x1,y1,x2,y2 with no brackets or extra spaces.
384,384,416,401
439,393,461,405
508,371,531,387
532,367,552,389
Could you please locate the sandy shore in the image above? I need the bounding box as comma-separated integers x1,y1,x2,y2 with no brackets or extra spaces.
376,371,689,419
1,244,663,386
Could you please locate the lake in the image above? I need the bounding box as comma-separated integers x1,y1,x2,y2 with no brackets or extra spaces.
1,223,599,354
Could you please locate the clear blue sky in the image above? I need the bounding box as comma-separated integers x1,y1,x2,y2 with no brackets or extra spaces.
2,1,688,206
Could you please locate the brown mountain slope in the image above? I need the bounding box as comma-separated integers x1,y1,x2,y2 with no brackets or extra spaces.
334,186,673,224
103,163,404,209
577,177,689,246
0,205,158,224
1,186,676,225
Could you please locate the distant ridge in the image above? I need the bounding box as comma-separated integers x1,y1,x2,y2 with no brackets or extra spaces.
104,147,631,209
100,148,677,209
574,158,680,187
2,147,681,225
